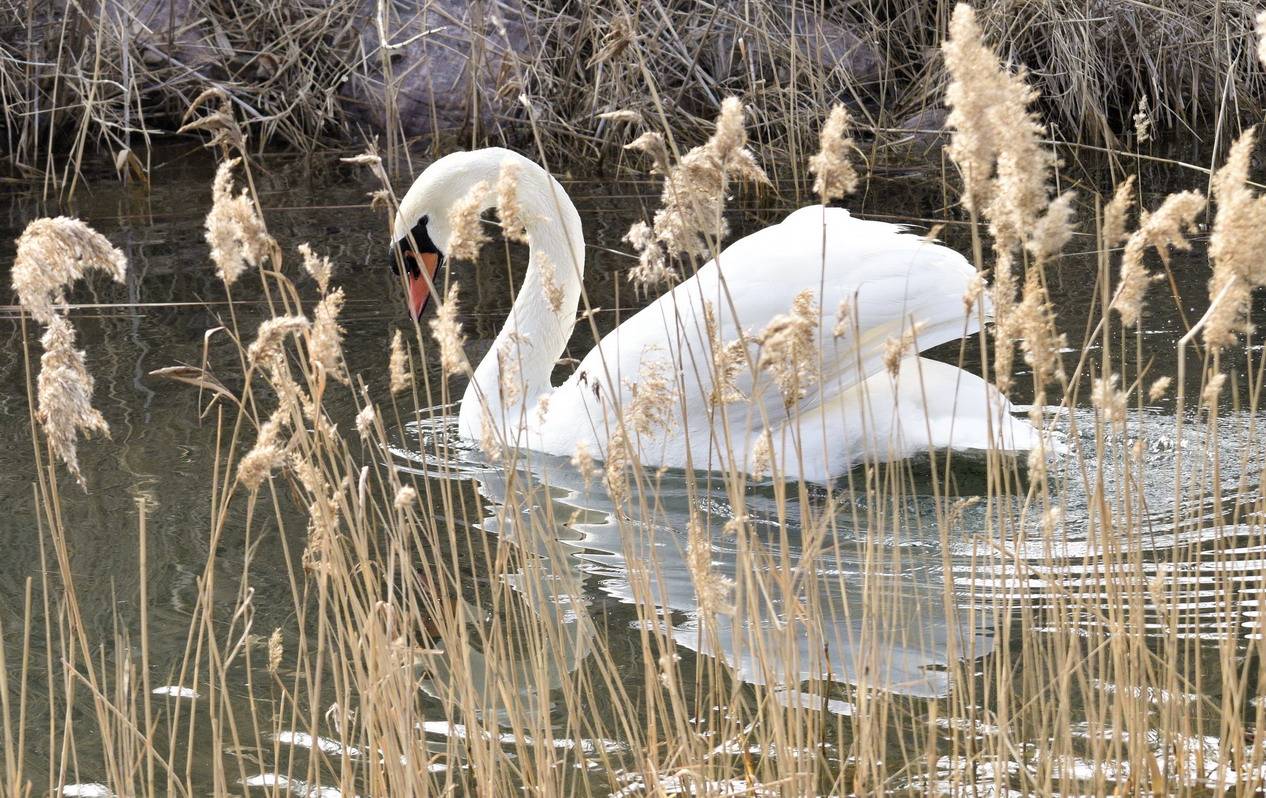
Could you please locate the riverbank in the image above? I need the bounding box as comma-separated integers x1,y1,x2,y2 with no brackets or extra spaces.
4,0,1263,187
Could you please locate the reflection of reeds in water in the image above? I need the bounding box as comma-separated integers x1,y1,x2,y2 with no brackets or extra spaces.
7,6,1266,798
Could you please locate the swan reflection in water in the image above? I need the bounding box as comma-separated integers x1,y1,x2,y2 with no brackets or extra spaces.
392,411,996,721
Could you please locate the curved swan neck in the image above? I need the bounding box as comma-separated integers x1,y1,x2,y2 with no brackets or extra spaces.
431,149,585,436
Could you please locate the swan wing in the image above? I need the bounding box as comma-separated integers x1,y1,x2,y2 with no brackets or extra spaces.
539,206,992,471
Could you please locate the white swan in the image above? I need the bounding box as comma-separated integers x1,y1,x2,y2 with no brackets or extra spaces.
390,147,1040,482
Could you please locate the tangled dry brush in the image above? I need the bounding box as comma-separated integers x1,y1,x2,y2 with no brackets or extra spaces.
4,0,1266,182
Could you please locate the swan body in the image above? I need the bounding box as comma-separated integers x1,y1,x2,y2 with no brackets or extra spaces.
392,148,1039,482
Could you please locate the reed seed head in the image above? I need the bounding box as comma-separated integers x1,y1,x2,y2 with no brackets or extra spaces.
535,252,565,313
247,315,310,369
625,131,670,176
311,288,348,384
603,428,631,506
686,517,735,616
832,298,854,338
990,249,1019,391
750,430,773,478
496,337,524,406
943,2,1050,249
297,242,333,294
571,441,597,488
1148,376,1172,402
496,160,529,244
266,628,283,674
883,321,927,378
534,393,551,427
206,158,274,286
1112,190,1205,326
479,405,503,463
394,485,417,510
962,273,985,315
1091,374,1128,425
1257,12,1266,67
389,330,410,395
624,221,675,291
705,303,749,411
627,98,768,288
13,217,127,325
626,354,676,438
1134,97,1152,144
447,180,491,262
808,105,859,204
1015,272,1066,388
36,315,110,487
757,290,819,403
355,402,377,440
1026,440,1047,481
429,283,467,377
1201,373,1226,408
1026,191,1077,266
1206,128,1266,350
238,411,288,490
1102,176,1136,249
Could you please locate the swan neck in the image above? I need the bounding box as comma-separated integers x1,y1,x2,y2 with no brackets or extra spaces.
461,152,585,434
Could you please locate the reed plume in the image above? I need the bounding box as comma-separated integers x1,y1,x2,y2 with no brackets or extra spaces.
943,3,1050,253
625,98,768,290
247,315,310,368
447,181,491,262
1133,97,1152,144
496,161,529,244
206,158,275,286
266,629,283,674
13,217,127,325
297,242,334,294
36,316,111,487
237,411,288,490
13,217,128,486
1206,128,1266,350
1102,176,1137,250
429,284,467,376
1091,374,1128,425
535,253,565,313
571,441,597,488
389,330,410,395
393,485,418,510
1027,191,1076,267
808,105,859,203
757,290,818,403
1112,190,1205,327
311,288,348,384
883,321,926,378
704,302,747,408
626,355,676,437
1257,11,1266,67
686,517,735,616
355,402,377,440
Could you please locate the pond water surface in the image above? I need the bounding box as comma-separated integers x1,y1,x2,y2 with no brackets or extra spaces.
2,142,1264,795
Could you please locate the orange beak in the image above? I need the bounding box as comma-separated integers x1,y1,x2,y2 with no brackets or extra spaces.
405,251,440,321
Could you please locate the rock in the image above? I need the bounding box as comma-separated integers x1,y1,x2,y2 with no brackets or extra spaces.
129,0,225,75
340,0,531,138
895,107,949,158
791,9,882,89
704,7,882,93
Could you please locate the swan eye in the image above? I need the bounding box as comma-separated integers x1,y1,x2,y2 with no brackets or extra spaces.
391,214,442,277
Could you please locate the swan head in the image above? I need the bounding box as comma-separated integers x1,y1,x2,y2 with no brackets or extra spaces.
390,148,525,321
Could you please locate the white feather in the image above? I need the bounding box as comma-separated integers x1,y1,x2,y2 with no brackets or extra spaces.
393,150,1040,482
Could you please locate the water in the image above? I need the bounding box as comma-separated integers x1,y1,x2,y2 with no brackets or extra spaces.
1,145,1263,794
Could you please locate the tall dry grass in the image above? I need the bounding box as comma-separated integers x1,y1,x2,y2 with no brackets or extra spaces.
4,0,1265,194
4,3,1266,797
